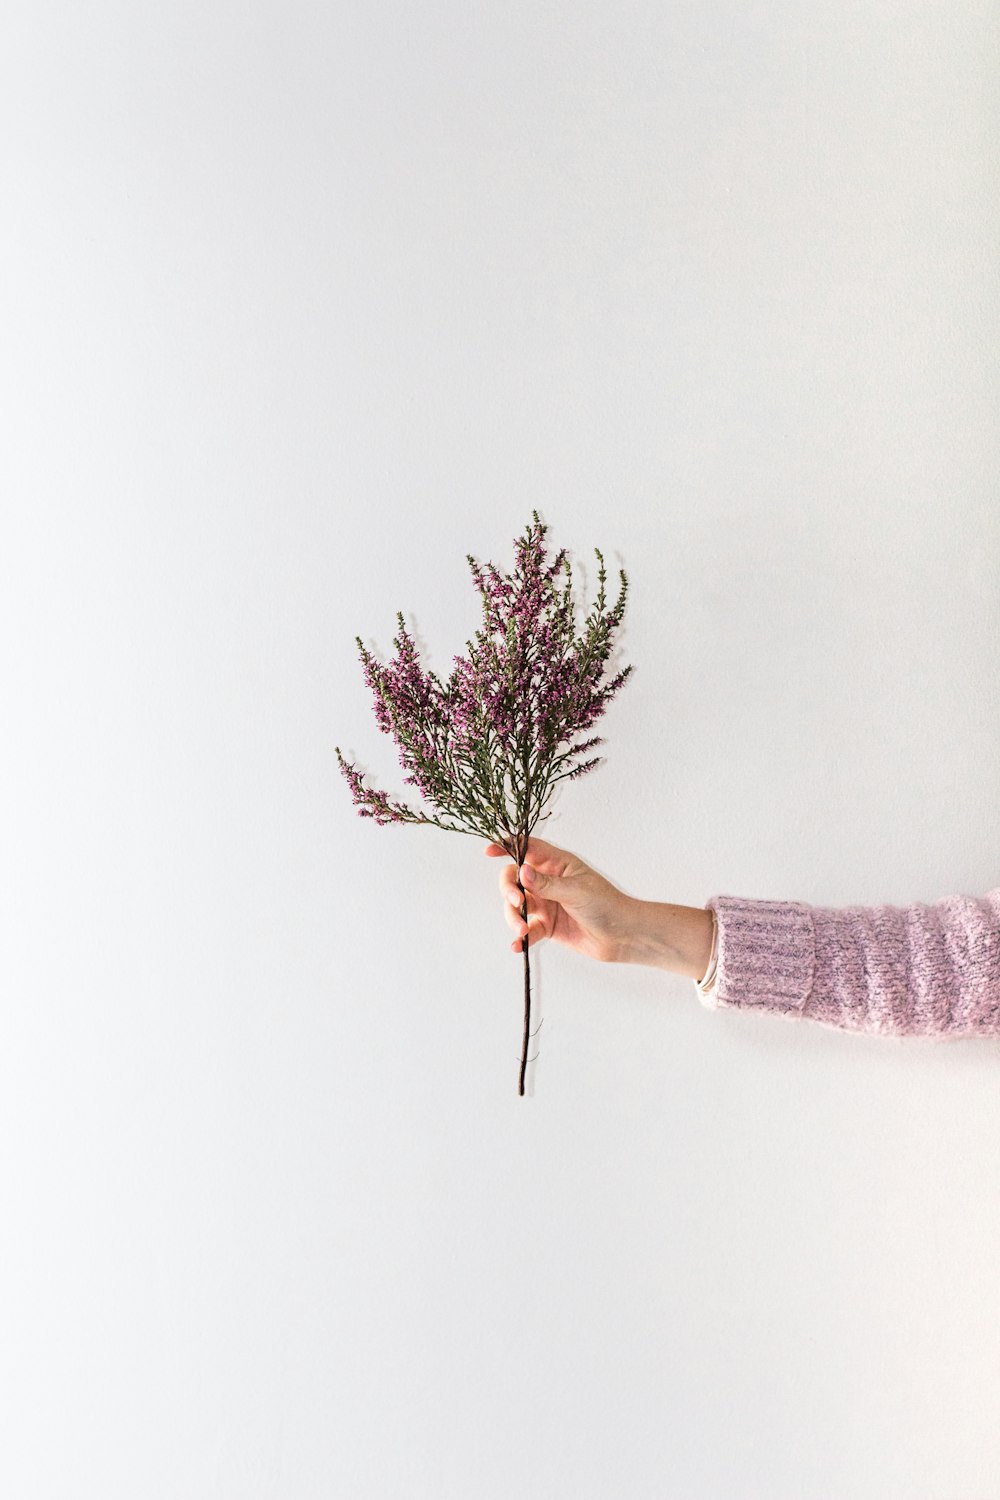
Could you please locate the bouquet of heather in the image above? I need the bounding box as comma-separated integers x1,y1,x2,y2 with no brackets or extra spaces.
336,511,633,1095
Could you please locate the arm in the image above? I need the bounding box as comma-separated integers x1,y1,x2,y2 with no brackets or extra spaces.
486,840,1000,1038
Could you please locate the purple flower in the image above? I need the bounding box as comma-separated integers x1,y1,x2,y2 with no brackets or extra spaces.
340,514,632,834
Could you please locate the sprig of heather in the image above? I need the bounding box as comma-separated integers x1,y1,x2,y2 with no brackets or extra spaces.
336,511,634,1094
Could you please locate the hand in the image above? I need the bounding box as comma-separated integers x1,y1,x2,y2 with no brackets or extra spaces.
483,836,639,964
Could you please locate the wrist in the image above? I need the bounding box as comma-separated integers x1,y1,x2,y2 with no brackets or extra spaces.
619,898,715,978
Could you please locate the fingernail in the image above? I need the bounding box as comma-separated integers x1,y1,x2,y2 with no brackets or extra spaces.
507,889,520,907
521,864,534,884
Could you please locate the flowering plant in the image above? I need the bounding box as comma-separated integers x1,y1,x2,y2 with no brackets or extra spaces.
336,512,633,1094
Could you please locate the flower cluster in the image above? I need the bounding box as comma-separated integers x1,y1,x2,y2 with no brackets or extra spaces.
335,512,634,857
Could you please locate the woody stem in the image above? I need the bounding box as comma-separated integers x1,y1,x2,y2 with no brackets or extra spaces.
517,881,531,1096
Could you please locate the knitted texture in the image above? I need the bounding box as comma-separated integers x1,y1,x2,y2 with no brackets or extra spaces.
697,888,1000,1036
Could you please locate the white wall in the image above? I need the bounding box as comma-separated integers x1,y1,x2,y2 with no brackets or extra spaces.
4,2,1000,1495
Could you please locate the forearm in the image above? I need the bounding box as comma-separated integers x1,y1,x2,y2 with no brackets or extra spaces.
618,897,715,979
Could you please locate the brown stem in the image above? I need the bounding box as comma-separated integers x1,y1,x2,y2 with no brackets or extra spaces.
517,879,531,1096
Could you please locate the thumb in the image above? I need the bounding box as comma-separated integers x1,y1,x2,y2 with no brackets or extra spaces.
520,862,578,903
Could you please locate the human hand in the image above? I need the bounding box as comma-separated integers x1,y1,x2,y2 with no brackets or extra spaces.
483,836,640,964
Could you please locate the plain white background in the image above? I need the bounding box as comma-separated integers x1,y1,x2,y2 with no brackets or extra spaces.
3,2,1000,1495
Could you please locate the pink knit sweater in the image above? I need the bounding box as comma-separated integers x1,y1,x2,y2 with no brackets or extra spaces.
694,887,1000,1036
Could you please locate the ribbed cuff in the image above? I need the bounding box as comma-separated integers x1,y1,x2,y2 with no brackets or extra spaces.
695,895,816,1015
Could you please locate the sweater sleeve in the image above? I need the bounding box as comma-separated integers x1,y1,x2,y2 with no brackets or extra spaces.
695,887,1000,1036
